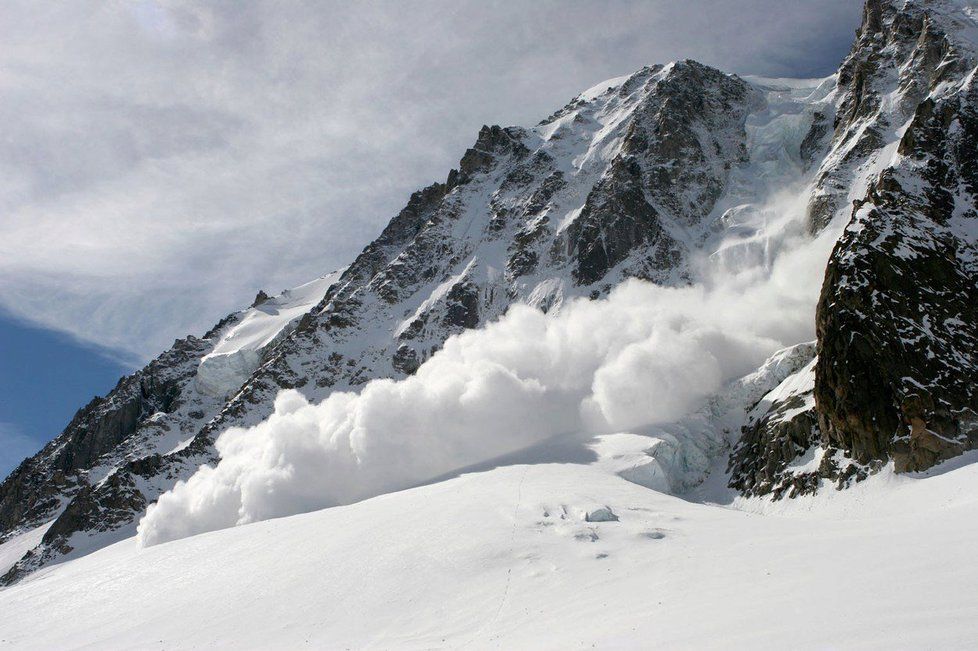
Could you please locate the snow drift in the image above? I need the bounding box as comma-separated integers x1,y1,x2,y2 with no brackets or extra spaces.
138,189,838,547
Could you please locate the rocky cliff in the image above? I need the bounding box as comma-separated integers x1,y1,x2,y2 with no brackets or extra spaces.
730,0,978,498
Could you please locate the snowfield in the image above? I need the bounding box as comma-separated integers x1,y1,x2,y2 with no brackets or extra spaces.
2,454,977,650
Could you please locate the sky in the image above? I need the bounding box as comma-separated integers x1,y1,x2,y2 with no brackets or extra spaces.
0,311,129,475
0,0,862,472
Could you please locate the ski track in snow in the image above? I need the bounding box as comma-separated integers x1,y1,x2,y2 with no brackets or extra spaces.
457,464,529,651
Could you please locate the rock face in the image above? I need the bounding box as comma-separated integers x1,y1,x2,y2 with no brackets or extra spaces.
728,352,822,499
2,0,976,581
815,0,978,473
729,0,978,496
0,329,218,537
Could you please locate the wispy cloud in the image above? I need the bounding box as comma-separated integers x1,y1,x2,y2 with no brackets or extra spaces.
0,0,860,362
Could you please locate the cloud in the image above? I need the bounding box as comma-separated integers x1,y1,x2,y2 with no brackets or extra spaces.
137,188,841,546
0,0,860,362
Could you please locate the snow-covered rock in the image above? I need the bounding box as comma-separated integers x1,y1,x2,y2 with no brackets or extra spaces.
195,271,344,398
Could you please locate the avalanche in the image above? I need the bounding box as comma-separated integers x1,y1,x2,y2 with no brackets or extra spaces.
136,70,844,547
137,185,840,547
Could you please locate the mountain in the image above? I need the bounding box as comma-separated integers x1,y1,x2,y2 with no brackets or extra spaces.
1,0,976,599
730,0,978,497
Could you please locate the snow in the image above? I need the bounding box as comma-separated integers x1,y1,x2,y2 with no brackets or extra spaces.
4,458,978,650
0,522,52,576
746,356,817,426
577,73,632,102
194,270,344,398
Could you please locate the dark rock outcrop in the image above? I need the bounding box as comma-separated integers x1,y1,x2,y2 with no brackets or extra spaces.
0,331,218,541
730,394,821,500
814,0,978,474
734,0,978,497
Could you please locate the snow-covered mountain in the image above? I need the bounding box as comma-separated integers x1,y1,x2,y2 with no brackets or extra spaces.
0,3,976,643
731,0,978,497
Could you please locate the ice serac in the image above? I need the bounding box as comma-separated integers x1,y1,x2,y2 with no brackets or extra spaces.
195,272,345,399
731,0,978,494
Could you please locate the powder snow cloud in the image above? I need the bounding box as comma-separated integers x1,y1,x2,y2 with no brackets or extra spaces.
138,191,838,546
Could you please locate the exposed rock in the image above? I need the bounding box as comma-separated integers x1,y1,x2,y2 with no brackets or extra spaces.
727,0,978,497
458,125,530,178
729,363,822,500
566,156,667,285
251,290,270,307
0,331,217,542
799,110,830,170
392,344,421,375
585,507,619,523
814,0,978,474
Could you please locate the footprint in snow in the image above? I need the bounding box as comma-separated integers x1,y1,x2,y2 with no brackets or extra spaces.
641,530,667,540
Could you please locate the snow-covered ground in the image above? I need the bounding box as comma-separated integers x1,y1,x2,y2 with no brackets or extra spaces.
2,452,977,650
0,522,51,577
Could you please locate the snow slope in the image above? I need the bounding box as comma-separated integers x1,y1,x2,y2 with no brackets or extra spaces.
2,456,977,650
0,522,50,577
195,270,345,398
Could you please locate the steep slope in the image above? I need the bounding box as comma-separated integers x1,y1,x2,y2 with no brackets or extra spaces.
815,0,978,472
730,0,978,497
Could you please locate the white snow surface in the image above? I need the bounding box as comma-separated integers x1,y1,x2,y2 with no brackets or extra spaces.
0,522,51,576
4,456,978,650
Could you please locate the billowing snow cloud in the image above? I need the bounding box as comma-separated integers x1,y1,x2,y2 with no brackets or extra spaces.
138,197,838,546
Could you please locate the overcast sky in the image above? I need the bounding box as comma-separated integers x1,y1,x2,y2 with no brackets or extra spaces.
0,0,862,364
